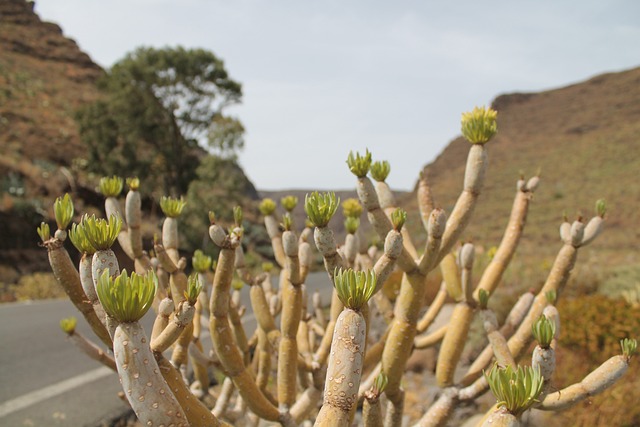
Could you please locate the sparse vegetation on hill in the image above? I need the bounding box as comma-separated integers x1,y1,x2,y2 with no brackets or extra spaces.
402,67,640,290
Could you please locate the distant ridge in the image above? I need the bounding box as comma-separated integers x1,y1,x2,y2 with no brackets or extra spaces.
404,67,640,273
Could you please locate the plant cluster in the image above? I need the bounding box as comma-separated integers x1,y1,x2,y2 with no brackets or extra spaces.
36,106,636,426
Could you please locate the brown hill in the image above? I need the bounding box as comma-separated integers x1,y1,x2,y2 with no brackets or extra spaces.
402,67,640,287
0,0,102,167
0,0,105,282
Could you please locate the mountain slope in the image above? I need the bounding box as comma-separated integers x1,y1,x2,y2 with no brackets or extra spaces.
403,67,640,279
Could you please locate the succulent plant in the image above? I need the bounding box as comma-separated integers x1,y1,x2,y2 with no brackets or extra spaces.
304,191,340,228
461,106,498,144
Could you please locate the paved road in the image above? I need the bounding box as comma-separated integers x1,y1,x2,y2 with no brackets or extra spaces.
0,271,333,427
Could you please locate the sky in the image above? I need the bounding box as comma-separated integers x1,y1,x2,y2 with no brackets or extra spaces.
35,0,640,191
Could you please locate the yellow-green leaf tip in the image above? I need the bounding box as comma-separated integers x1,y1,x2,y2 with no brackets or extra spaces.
259,198,277,216
370,160,391,182
344,217,360,235
99,176,124,197
192,249,212,273
461,106,498,144
160,196,186,218
54,194,74,230
126,177,140,191
478,289,489,310
333,268,376,310
346,149,372,178
59,316,77,334
68,221,96,254
305,191,340,228
37,222,51,243
532,315,556,348
82,214,122,251
373,372,389,395
281,213,293,231
232,279,244,291
96,269,157,323
262,262,274,273
280,195,298,212
621,338,637,359
485,364,544,417
545,290,557,305
342,198,363,219
233,205,243,227
596,199,607,218
391,208,407,231
186,273,203,305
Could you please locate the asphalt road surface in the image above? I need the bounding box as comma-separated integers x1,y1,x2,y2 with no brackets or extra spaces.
0,271,333,427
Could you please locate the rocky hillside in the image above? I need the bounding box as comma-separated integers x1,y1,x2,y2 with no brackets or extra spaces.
402,67,640,287
0,1,261,288
0,0,107,282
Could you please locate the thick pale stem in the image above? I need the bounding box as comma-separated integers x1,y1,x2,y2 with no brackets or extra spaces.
480,309,515,368
125,190,143,258
46,240,112,347
315,309,367,426
435,302,475,387
278,230,303,409
162,217,180,264
508,244,577,360
437,144,487,264
154,353,228,426
151,301,195,354
474,189,532,298
462,292,535,385
538,355,629,411
113,322,187,426
356,176,417,273
381,271,426,400
209,247,280,421
265,215,286,267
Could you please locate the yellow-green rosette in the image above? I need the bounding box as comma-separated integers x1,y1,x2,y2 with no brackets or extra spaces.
159,196,186,218
333,268,377,311
461,106,498,144
68,221,96,254
346,149,372,177
96,269,157,323
82,214,122,251
370,160,391,182
342,198,363,219
59,316,77,335
99,176,124,197
280,195,298,212
304,191,340,228
259,198,276,216
54,194,74,230
186,273,203,305
192,250,213,273
485,364,544,416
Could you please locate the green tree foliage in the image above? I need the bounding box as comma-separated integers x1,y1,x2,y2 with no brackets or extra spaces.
76,46,244,195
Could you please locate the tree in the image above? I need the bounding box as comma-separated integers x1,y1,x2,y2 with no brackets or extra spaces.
76,46,244,196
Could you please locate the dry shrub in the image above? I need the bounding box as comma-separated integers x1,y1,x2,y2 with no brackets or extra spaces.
11,272,66,300
539,294,640,426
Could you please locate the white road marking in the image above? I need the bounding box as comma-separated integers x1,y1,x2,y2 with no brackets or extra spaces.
0,366,113,417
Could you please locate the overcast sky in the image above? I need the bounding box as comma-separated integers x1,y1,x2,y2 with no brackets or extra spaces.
35,0,640,191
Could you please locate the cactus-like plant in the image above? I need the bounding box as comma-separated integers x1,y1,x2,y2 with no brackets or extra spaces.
37,106,635,427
